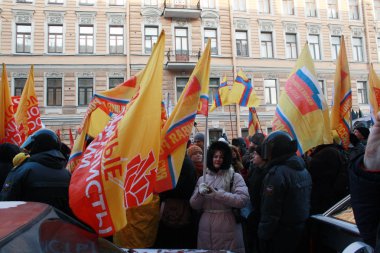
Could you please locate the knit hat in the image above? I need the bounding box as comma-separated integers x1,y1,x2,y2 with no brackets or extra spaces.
194,133,205,142
187,145,203,157
355,127,370,139
250,133,265,145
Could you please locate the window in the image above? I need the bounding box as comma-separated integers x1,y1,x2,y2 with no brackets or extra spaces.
349,0,359,20
175,28,189,59
233,0,246,11
331,35,341,60
283,0,295,15
357,81,368,104
202,0,215,8
305,0,317,17
144,0,157,5
267,127,273,134
209,128,223,144
208,78,219,105
109,0,123,5
79,25,94,54
378,37,380,60
308,34,321,60
352,37,364,62
48,0,63,4
78,78,93,106
204,28,218,55
286,33,297,59
48,25,63,53
176,77,189,101
264,79,277,104
318,80,326,95
144,26,158,54
375,0,380,20
260,32,273,58
109,26,124,54
236,31,248,57
109,77,124,89
16,0,32,3
16,24,31,53
47,78,62,106
259,0,271,14
328,0,338,19
79,0,94,5
14,78,26,96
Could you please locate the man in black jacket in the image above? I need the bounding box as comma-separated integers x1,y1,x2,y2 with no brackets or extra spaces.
349,112,380,252
258,131,312,253
0,129,71,215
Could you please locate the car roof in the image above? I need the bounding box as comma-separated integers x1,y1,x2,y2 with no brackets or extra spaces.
0,202,50,242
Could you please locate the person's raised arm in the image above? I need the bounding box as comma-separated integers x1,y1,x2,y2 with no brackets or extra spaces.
364,112,380,172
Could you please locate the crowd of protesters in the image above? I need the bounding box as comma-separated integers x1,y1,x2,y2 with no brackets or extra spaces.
0,113,380,253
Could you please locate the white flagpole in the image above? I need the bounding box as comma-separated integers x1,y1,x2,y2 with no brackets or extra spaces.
202,116,209,183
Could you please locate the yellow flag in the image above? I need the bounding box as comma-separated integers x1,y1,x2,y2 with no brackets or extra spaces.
15,65,43,143
330,36,352,149
69,31,165,236
0,63,22,145
155,40,211,193
272,44,332,154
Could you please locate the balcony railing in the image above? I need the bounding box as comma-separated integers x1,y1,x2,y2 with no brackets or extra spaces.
163,0,201,19
165,49,201,70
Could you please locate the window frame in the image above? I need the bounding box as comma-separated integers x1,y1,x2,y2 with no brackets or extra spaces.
264,79,278,105
308,34,321,60
16,24,32,53
258,0,271,14
357,81,368,104
174,27,189,57
48,24,63,54
328,0,339,19
78,25,94,54
46,78,63,106
109,25,124,55
204,28,218,55
331,35,341,60
285,33,298,59
14,78,27,96
78,78,94,106
352,36,364,62
144,26,158,54
349,0,360,20
282,0,295,15
305,0,317,17
260,31,274,58
236,30,249,57
108,77,124,89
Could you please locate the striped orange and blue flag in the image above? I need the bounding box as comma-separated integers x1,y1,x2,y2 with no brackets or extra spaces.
210,75,231,112
248,107,262,136
369,63,380,124
155,40,211,193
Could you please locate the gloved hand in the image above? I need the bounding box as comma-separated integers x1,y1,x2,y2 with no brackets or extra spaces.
204,186,218,199
199,183,210,195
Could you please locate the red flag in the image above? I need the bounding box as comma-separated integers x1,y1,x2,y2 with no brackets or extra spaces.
56,129,61,140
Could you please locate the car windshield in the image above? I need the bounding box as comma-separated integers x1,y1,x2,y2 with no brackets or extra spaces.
0,205,124,253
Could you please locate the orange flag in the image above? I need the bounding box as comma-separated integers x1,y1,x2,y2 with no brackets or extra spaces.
69,31,165,236
330,36,352,149
15,65,43,143
0,63,22,145
248,107,262,136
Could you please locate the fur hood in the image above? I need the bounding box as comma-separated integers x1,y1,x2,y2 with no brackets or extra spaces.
207,141,232,172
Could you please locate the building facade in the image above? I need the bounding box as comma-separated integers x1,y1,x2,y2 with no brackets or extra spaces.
0,0,378,144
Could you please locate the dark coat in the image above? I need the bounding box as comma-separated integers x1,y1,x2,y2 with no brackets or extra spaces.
0,143,20,189
308,144,349,214
258,155,312,253
349,151,380,250
155,155,198,249
0,150,71,215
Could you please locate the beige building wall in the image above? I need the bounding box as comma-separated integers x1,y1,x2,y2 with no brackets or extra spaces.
0,0,378,144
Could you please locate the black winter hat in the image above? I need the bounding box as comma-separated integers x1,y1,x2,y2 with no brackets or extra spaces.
355,127,370,139
207,141,232,172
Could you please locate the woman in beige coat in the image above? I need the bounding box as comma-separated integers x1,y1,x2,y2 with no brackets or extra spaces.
190,141,249,253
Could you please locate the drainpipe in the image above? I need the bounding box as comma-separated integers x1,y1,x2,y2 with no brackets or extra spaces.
126,0,131,78
228,0,241,138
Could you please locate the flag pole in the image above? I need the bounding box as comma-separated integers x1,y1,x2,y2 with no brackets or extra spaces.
203,116,209,183
228,105,234,139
